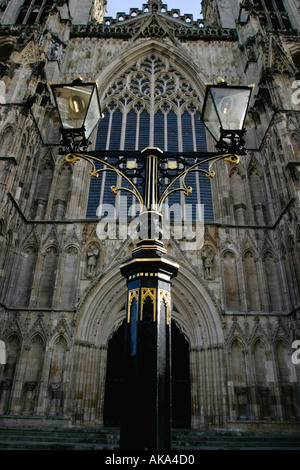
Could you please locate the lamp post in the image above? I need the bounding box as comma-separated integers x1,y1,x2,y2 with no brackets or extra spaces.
50,78,253,450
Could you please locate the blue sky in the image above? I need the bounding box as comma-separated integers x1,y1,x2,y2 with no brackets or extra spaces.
105,1,203,19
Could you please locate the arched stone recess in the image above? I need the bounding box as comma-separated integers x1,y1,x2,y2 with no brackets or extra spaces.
74,260,223,348
73,257,225,428
171,265,223,348
95,39,208,104
74,262,127,346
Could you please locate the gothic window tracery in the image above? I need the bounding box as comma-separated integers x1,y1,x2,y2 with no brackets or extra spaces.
15,0,52,25
87,55,213,221
253,0,292,30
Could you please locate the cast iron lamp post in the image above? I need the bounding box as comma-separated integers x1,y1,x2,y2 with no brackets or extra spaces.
50,77,253,450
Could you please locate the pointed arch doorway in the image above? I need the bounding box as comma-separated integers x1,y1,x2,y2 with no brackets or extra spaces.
103,320,191,428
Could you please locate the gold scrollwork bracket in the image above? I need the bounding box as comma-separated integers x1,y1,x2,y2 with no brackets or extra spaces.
224,154,240,165
65,154,81,164
64,152,144,210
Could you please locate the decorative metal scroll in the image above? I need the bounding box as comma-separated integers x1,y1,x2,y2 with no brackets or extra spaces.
65,149,239,211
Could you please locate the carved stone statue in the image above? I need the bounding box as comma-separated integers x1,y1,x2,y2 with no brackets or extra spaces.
86,244,99,277
201,247,215,280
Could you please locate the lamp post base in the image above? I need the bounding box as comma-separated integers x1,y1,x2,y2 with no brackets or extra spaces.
119,240,179,450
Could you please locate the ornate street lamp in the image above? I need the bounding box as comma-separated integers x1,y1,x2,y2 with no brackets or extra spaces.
201,79,253,155
50,78,102,153
50,78,253,450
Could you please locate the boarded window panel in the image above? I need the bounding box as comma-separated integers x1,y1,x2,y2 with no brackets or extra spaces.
182,112,197,219
167,111,178,152
103,110,122,207
110,110,122,150
223,251,240,310
166,111,180,211
195,113,207,152
138,111,150,150
154,111,164,149
195,116,214,221
125,110,137,150
86,111,109,217
122,110,139,218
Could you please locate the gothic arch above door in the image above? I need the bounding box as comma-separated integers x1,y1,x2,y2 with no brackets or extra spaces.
75,256,223,349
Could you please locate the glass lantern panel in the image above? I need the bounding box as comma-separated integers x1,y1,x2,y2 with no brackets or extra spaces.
211,87,251,131
53,85,95,130
84,87,101,139
202,90,221,141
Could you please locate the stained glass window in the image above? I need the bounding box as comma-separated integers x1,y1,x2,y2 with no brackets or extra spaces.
86,55,213,221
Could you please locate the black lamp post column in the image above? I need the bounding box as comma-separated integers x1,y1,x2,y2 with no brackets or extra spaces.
119,148,179,450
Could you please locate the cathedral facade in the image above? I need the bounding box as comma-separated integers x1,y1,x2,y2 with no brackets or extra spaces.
0,0,300,435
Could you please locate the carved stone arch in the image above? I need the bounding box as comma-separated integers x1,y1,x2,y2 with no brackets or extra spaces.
287,234,294,251
21,226,40,251
262,248,282,311
3,328,23,347
221,249,241,311
21,332,45,413
243,249,262,311
49,332,70,351
248,154,262,173
14,243,38,308
290,132,300,159
0,332,21,413
37,244,59,308
5,228,14,246
280,242,286,258
106,308,127,344
228,332,246,350
251,334,269,352
59,244,80,309
229,166,248,224
228,336,248,393
225,317,245,344
274,337,294,392
39,151,55,171
75,265,127,346
75,260,223,350
221,246,239,259
74,259,225,428
55,160,73,179
33,155,55,219
274,335,290,350
40,242,59,256
26,327,47,350
50,316,72,346
261,246,277,260
171,314,191,346
95,39,207,103
228,165,245,178
0,124,15,155
241,244,258,261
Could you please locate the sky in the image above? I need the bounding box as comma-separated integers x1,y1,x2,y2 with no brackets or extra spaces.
105,0,203,19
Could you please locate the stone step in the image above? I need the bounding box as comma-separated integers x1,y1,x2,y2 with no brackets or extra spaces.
0,427,299,450
0,428,119,441
0,427,120,450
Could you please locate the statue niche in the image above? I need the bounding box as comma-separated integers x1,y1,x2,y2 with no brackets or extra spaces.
86,243,100,278
201,246,215,280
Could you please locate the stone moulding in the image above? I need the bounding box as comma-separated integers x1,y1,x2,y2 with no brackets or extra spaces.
70,24,238,41
0,24,40,37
